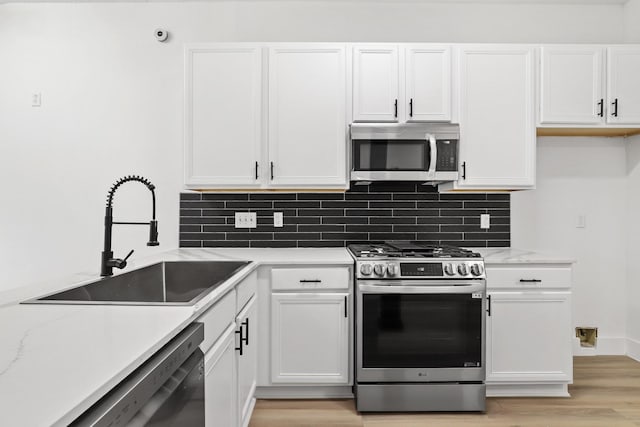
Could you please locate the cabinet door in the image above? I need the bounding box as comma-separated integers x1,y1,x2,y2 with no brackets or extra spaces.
486,291,573,383
185,45,262,188
607,46,640,125
271,293,349,384
353,45,399,122
268,45,347,188
405,45,451,122
455,46,535,190
540,46,605,125
205,325,236,427
236,295,257,427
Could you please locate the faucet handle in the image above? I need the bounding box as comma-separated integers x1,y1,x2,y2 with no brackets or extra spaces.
123,249,135,262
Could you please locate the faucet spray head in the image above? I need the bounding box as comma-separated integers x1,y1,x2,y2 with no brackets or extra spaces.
148,220,159,246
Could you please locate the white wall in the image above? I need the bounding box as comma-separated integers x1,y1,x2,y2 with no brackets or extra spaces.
0,0,631,297
624,0,640,42
625,135,640,359
511,138,628,354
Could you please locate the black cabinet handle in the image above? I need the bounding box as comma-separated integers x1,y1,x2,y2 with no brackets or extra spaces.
235,327,244,355
612,98,619,117
270,162,274,180
519,279,542,283
597,99,604,117
394,99,398,118
487,295,492,317
344,295,348,318
255,161,259,180
409,98,413,117
300,279,322,283
242,318,249,345
462,161,467,180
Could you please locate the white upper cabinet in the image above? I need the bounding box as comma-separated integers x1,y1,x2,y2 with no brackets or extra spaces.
405,45,452,122
540,45,640,127
353,45,400,122
185,45,262,188
540,46,605,125
443,45,535,191
607,46,640,124
268,45,348,188
353,44,452,123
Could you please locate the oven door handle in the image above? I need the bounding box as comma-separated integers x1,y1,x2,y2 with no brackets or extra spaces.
426,133,437,179
358,282,485,294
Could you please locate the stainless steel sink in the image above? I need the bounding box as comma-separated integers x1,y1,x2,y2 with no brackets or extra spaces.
22,260,251,306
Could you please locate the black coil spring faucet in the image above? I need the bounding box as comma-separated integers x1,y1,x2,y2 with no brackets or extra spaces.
101,175,159,277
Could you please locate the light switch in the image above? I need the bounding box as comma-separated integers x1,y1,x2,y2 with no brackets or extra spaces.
31,92,41,107
576,215,586,228
480,214,490,229
274,212,284,228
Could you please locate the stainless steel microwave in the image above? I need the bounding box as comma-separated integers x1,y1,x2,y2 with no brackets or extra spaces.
350,123,460,183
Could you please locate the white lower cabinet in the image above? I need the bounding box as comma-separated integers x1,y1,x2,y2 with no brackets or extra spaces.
204,325,236,427
236,295,257,427
485,264,573,397
200,273,258,427
271,292,349,384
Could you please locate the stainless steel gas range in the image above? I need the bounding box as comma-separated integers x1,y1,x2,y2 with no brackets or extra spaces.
348,241,487,412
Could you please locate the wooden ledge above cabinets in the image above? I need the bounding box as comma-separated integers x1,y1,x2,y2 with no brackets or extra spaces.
536,127,640,138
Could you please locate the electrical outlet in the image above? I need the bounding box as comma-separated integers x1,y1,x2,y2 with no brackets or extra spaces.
235,212,257,229
274,212,284,228
480,214,490,229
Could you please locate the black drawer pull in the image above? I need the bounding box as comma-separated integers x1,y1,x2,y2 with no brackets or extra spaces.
242,318,249,345
487,294,492,317
235,328,244,355
612,98,619,117
519,279,542,283
300,279,322,283
394,99,398,118
344,295,348,318
597,99,604,117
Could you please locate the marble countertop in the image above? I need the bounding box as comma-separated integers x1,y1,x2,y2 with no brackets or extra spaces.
0,247,353,427
476,247,576,264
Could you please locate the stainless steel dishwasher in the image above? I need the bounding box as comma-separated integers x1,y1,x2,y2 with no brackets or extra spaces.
71,323,205,426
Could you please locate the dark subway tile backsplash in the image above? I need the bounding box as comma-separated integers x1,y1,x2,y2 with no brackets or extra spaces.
179,183,510,248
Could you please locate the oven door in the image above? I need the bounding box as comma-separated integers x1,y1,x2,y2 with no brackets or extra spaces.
356,280,485,383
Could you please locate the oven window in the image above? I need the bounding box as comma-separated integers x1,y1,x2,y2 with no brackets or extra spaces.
353,140,429,171
362,294,482,368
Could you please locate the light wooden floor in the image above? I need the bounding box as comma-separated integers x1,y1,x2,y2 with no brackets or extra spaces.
249,356,640,427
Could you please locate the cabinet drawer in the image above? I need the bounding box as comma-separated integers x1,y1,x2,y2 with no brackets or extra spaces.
237,270,258,312
486,266,571,289
197,289,236,354
271,267,350,291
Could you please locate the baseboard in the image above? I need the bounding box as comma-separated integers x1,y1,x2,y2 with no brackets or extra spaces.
627,338,640,362
255,385,353,399
241,397,256,427
572,336,626,356
487,383,569,397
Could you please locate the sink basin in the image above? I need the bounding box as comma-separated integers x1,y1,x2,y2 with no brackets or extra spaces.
22,260,251,306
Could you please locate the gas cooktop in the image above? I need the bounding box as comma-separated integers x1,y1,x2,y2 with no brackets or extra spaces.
348,241,481,259
348,241,485,279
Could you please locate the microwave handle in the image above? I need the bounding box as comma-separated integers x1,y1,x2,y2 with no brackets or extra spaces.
426,133,437,178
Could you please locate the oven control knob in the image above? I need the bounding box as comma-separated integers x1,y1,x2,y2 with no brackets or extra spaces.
457,263,469,276
386,264,398,276
444,263,456,276
470,263,484,276
360,264,373,276
373,264,386,276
